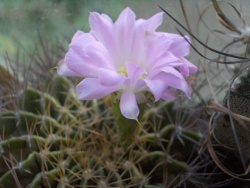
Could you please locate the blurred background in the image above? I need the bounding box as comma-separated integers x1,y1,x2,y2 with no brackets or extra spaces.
0,0,213,58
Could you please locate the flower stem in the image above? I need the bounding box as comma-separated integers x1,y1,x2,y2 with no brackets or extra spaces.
111,94,144,148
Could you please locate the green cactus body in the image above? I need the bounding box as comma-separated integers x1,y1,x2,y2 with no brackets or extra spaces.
0,75,202,187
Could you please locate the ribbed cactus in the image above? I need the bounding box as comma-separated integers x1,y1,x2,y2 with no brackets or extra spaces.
0,71,204,187
213,68,250,162
211,68,250,188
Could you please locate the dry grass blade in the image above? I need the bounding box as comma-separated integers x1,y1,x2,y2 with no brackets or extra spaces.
212,0,240,34
227,2,246,27
179,0,192,34
207,101,250,123
196,1,214,38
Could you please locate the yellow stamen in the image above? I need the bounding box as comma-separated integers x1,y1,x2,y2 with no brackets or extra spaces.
118,66,127,77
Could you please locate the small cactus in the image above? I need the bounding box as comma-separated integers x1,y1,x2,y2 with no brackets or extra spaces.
211,68,250,187
213,68,250,161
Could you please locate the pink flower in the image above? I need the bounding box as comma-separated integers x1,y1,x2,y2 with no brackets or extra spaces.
58,7,197,120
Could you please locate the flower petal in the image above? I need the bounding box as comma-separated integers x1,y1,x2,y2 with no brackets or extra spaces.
76,78,119,100
152,67,191,98
89,12,117,59
70,31,96,53
89,12,113,42
143,12,163,32
64,49,96,77
179,58,198,75
160,66,183,79
126,62,146,82
114,7,136,65
120,92,139,119
144,79,166,101
65,41,113,77
98,68,124,86
83,41,114,69
57,59,80,77
169,35,191,57
149,51,179,72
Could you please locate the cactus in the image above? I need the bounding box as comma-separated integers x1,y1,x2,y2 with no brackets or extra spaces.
210,68,250,188
0,69,206,188
213,68,250,162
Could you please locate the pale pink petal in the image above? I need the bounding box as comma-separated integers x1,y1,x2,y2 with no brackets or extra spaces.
57,59,80,77
160,66,183,79
130,12,164,66
64,49,97,77
120,92,139,120
71,30,84,42
180,58,198,74
68,32,95,66
126,62,146,82
129,25,146,68
135,79,147,92
76,78,119,100
168,78,191,98
115,7,136,28
121,75,146,94
65,42,113,77
71,30,93,43
144,35,173,69
179,63,189,76
89,12,117,58
152,67,191,98
70,31,96,49
150,51,179,72
89,12,113,42
142,12,163,32
169,35,190,57
144,79,166,101
163,33,183,40
98,68,124,86
114,7,136,63
83,41,114,69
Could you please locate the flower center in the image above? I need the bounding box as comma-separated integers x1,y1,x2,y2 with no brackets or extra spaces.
118,66,128,77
